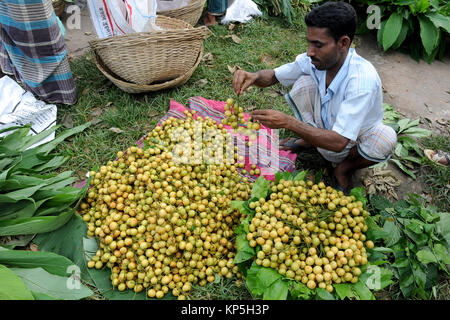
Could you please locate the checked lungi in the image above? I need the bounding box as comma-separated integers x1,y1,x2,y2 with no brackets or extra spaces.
0,0,76,105
285,75,397,164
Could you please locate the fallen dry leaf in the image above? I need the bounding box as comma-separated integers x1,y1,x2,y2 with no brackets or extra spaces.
227,64,241,74
197,79,208,87
90,107,104,117
29,243,38,252
90,118,103,125
109,127,124,133
82,87,90,95
228,23,236,31
231,34,242,44
61,114,74,129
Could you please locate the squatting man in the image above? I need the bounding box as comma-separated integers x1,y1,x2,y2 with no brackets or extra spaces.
232,1,397,194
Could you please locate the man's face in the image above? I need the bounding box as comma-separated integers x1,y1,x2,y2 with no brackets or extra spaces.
306,27,343,71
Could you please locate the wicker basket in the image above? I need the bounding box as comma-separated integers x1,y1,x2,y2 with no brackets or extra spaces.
158,0,206,26
93,45,203,94
89,16,207,85
52,0,66,17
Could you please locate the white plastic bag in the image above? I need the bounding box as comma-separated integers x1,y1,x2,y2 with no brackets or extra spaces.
156,0,191,12
0,76,57,149
221,0,262,24
87,0,161,38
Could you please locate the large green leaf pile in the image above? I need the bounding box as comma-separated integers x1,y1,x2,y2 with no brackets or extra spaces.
357,0,450,62
0,123,96,300
0,123,91,237
368,194,449,299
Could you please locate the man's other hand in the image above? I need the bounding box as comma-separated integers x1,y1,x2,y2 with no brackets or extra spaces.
250,110,292,129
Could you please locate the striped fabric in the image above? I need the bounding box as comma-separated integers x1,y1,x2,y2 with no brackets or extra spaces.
134,96,298,182
0,0,76,105
286,75,397,164
207,0,228,15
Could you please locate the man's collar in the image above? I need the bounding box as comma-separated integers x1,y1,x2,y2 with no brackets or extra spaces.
327,48,354,94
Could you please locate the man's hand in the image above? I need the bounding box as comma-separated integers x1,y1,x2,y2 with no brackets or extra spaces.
233,70,258,96
233,69,279,96
250,110,293,129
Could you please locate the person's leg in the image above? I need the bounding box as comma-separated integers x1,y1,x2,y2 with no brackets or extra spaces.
333,146,375,191
0,0,77,105
204,0,228,26
333,123,398,192
281,75,323,151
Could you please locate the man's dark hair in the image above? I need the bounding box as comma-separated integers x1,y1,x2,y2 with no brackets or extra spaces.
305,2,357,43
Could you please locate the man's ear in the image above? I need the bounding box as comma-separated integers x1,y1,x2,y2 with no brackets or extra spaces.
338,36,351,51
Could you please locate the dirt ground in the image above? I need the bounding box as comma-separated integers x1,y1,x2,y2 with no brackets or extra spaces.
63,8,449,200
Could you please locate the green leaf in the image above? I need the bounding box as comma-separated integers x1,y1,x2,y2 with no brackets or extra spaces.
426,12,450,33
229,200,251,215
365,216,389,241
434,243,450,265
0,246,75,277
390,158,416,179
350,186,367,206
292,170,307,181
245,264,265,297
34,122,91,156
392,19,409,50
275,171,291,184
352,280,375,300
289,281,313,300
33,214,93,284
383,13,404,51
436,212,450,246
334,283,355,300
0,209,75,236
402,126,432,138
377,20,387,48
418,15,440,55
416,249,438,264
383,220,402,246
263,278,289,300
360,265,394,291
11,267,93,300
234,233,255,264
258,267,282,289
251,176,270,200
315,288,335,300
0,264,34,300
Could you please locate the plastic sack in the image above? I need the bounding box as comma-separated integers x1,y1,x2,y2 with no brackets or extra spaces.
221,0,262,24
0,76,57,149
87,0,160,38
156,0,191,12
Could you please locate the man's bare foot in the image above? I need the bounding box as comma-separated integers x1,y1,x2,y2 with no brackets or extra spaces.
333,165,352,195
279,137,313,152
203,13,217,26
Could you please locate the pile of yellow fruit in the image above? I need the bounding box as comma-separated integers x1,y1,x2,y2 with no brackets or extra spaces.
247,179,372,292
80,111,254,299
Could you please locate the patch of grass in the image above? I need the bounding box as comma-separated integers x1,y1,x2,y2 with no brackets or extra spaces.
57,16,309,179
190,277,253,300
419,135,450,212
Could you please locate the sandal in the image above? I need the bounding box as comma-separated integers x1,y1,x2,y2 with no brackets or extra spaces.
424,149,450,167
280,138,310,154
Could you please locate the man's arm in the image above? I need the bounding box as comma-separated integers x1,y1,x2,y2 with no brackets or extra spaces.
250,110,349,152
233,69,279,95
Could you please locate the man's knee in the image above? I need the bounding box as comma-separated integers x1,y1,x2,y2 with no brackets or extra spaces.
357,124,397,163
